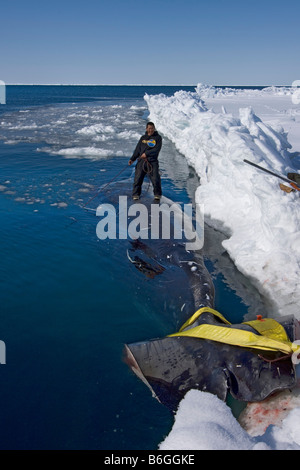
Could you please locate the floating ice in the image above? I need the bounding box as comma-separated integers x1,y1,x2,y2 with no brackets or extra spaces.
76,123,115,135
0,101,144,160
54,147,124,159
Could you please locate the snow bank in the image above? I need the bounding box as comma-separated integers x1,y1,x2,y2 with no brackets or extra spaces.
37,146,124,159
147,84,300,451
145,85,300,319
159,390,300,451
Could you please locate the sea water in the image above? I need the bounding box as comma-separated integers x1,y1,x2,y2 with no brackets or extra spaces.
0,86,263,450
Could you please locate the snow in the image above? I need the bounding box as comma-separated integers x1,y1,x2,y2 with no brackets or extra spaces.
239,385,300,438
159,390,300,451
145,84,300,450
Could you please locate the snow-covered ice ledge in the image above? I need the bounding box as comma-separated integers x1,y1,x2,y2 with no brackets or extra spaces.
158,389,300,450
145,85,300,319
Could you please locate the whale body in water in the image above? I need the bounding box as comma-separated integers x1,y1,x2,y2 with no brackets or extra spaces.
93,179,300,412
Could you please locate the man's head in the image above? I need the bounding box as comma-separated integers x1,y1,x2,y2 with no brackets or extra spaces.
146,122,155,136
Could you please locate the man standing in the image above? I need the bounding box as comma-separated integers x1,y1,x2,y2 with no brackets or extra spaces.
128,122,162,200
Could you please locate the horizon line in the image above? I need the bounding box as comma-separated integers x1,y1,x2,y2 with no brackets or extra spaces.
6,82,196,86
3,82,283,87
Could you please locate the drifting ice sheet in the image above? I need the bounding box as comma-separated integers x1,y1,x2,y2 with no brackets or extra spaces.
159,389,300,451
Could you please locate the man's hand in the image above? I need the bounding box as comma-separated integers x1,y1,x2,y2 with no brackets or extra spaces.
128,160,133,166
140,153,147,159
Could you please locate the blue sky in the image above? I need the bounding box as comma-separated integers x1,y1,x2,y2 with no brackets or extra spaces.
1,0,299,85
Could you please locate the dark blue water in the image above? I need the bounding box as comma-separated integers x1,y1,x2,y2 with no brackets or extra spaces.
4,85,196,108
0,86,257,450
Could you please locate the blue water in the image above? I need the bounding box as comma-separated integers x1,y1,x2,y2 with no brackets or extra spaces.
0,86,260,450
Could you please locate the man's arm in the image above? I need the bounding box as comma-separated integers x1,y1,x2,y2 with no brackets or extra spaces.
131,138,143,162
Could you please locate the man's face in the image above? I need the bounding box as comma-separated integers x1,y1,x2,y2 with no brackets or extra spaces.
146,125,155,136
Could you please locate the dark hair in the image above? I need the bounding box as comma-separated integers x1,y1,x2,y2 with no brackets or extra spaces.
146,122,155,128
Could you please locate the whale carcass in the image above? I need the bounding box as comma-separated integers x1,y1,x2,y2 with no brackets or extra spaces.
120,187,300,412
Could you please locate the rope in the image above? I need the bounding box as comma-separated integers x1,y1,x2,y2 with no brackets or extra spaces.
82,164,129,208
142,157,153,175
141,157,153,193
82,156,154,209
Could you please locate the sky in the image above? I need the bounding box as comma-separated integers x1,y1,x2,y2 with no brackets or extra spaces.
0,0,299,86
